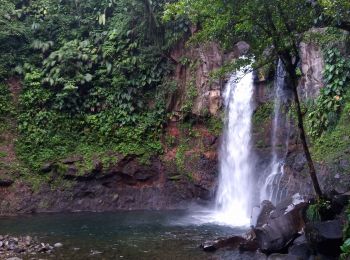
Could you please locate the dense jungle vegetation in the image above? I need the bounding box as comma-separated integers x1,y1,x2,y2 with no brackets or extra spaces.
0,0,192,171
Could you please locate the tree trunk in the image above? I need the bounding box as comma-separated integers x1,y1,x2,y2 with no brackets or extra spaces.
288,67,323,199
279,52,323,198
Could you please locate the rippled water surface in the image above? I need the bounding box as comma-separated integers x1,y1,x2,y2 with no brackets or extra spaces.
0,210,252,260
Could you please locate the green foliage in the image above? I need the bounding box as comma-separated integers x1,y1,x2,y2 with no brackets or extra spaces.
164,0,316,63
0,0,27,80
308,49,350,139
175,143,187,173
318,0,350,30
206,115,223,136
303,28,349,49
306,204,321,222
253,102,274,126
306,199,331,222
2,0,179,172
311,95,350,163
181,79,198,115
0,83,13,118
0,151,7,158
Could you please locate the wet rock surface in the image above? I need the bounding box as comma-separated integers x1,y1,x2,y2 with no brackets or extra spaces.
201,195,346,259
252,200,276,228
254,201,307,253
200,236,247,252
0,235,61,259
305,219,343,257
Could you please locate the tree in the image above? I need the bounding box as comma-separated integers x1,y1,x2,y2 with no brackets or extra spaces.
0,0,26,79
317,0,350,32
164,0,323,198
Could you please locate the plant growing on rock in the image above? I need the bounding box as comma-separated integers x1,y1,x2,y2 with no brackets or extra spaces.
308,48,350,138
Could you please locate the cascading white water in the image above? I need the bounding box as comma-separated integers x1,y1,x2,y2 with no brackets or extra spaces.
212,67,255,226
260,60,290,205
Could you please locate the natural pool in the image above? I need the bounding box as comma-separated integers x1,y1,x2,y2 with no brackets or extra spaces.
0,210,255,260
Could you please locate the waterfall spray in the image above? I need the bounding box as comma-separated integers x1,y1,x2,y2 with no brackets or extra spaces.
260,60,291,205
212,67,255,226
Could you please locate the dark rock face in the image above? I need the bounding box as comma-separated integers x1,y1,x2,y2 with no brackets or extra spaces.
277,148,350,201
0,154,216,215
305,219,343,257
168,40,250,117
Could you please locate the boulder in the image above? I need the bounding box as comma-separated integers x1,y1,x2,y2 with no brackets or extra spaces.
238,239,260,252
267,253,302,260
292,234,307,245
252,200,276,228
331,191,350,215
270,194,306,219
305,219,343,257
54,242,63,248
254,200,307,252
288,243,312,259
200,236,247,252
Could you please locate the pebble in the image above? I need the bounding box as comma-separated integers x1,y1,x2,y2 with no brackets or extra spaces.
54,243,63,248
112,194,119,201
90,250,102,255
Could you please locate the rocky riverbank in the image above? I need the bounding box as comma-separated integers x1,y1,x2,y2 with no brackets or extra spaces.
0,235,62,259
201,192,349,259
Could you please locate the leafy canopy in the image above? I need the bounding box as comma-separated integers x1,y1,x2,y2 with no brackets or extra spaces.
164,0,316,68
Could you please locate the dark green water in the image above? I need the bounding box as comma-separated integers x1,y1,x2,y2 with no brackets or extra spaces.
0,210,254,260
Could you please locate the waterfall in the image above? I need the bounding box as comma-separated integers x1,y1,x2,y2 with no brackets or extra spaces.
212,67,255,226
260,60,290,205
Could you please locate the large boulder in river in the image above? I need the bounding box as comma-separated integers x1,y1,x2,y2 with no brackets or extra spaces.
200,236,247,252
305,219,343,257
252,200,276,228
254,195,307,252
